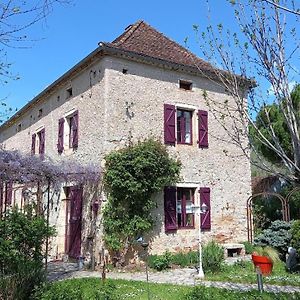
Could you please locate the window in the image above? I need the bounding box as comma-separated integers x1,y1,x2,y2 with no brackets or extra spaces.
57,110,78,153
177,109,192,144
164,186,211,232
68,116,74,148
66,87,73,98
31,128,45,158
164,104,208,148
38,108,43,118
177,188,195,228
179,80,192,91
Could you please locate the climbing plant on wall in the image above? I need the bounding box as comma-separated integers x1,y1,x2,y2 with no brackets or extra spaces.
103,139,181,263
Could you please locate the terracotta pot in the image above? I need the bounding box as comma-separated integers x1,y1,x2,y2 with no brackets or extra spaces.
252,254,273,275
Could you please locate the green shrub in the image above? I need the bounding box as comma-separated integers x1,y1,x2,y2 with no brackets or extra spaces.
103,139,181,257
171,251,199,267
0,207,55,300
254,220,292,259
148,251,172,271
290,220,300,255
202,241,224,273
184,286,300,300
241,241,255,254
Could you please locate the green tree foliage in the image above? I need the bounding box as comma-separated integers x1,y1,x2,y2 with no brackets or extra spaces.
251,84,300,164
290,220,300,256
0,207,55,300
103,139,181,255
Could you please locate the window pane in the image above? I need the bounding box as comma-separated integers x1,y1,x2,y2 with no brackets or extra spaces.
185,214,193,226
184,111,192,143
177,200,182,213
186,200,193,214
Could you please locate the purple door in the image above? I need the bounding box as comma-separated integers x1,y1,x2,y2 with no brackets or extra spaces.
68,186,83,258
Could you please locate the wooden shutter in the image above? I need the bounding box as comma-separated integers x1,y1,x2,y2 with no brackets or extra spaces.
198,110,208,148
5,181,13,206
72,110,79,149
0,182,3,217
58,118,65,153
68,186,83,258
39,128,45,159
164,186,177,232
199,187,211,230
31,133,36,155
164,104,176,145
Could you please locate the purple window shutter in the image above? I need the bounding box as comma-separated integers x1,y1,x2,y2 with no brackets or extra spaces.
72,110,79,148
199,187,211,230
0,181,3,214
164,186,177,232
5,181,13,206
69,186,83,258
164,104,176,145
31,133,36,155
39,128,45,159
198,110,208,148
58,118,65,153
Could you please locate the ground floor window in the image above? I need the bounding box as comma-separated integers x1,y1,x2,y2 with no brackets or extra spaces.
177,187,195,228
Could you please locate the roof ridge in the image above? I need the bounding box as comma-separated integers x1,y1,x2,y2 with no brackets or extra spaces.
112,20,144,46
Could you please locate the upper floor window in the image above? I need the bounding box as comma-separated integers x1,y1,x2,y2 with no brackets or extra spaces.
31,128,45,159
164,104,208,148
57,110,78,154
177,109,192,144
179,80,192,91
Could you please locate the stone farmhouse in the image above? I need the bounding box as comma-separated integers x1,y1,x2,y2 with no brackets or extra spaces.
0,20,251,261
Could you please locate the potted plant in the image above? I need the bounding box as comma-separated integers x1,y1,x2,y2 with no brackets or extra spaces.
251,246,280,275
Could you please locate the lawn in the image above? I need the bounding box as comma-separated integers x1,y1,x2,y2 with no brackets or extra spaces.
204,260,300,286
34,278,300,300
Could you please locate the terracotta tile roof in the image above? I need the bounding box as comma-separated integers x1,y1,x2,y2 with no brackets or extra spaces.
108,20,214,72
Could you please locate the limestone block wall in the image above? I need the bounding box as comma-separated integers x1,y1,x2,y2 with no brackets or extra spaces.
102,56,251,254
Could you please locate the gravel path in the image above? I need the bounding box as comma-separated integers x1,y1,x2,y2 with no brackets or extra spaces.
47,262,300,294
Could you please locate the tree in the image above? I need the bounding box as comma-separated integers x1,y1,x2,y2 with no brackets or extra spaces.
196,0,300,183
0,0,68,123
251,84,300,164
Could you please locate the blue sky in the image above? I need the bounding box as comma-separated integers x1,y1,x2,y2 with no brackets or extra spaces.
1,0,298,120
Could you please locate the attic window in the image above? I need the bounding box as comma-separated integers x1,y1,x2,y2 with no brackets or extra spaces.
38,108,43,118
179,80,192,91
17,123,22,132
66,87,73,98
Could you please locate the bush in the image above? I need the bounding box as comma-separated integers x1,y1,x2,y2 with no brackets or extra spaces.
290,220,300,255
184,286,300,300
254,220,292,259
202,241,224,273
171,251,199,267
241,241,255,254
148,251,172,271
0,207,55,300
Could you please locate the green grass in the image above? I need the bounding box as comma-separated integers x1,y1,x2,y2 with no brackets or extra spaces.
34,278,300,300
204,260,300,286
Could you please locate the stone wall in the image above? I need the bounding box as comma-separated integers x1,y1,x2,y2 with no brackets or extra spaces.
0,54,252,258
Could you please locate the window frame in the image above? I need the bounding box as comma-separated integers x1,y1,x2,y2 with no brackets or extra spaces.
176,108,193,145
176,187,195,229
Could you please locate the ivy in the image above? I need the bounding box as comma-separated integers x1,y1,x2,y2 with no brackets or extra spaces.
102,139,181,255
